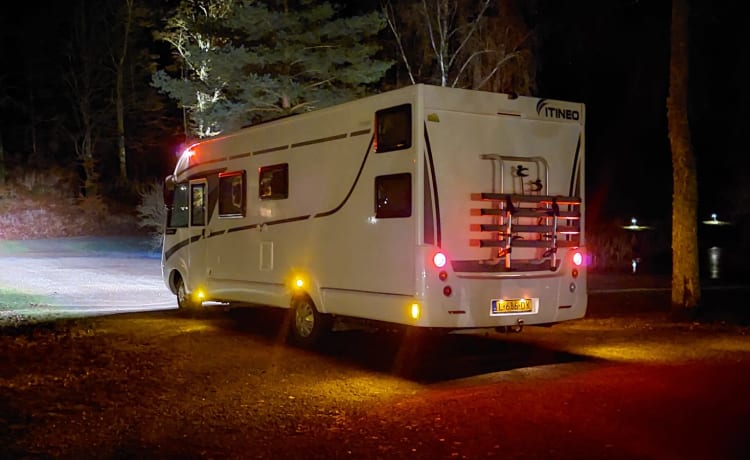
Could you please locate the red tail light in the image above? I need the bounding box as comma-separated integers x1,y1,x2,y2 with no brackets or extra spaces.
433,252,447,268
572,250,584,267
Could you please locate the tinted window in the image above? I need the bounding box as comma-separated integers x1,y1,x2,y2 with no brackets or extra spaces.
375,173,412,218
219,171,246,217
168,183,189,228
191,183,206,226
259,164,288,200
375,104,411,153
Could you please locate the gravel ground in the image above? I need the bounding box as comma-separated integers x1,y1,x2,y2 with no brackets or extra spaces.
1,302,749,459
2,239,749,459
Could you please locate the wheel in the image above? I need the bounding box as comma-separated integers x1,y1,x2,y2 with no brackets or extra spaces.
175,276,201,315
288,295,331,348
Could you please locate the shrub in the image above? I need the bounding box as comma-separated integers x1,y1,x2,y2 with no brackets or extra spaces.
136,181,166,249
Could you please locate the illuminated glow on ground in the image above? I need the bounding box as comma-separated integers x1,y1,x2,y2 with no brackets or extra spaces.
0,237,175,325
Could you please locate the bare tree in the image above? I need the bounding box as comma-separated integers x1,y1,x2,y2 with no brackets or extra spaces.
0,76,8,185
63,0,110,198
667,0,700,314
111,0,135,182
383,0,535,94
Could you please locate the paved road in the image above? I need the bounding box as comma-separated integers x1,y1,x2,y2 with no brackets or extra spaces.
0,237,175,322
2,237,748,325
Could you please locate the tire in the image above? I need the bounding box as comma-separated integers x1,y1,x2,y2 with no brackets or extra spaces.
175,276,201,316
288,294,331,348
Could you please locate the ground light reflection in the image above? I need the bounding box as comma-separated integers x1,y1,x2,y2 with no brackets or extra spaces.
507,326,750,364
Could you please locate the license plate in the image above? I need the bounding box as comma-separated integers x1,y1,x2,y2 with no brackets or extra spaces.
491,298,533,315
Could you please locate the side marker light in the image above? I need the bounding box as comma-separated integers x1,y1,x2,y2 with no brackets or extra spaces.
410,303,421,320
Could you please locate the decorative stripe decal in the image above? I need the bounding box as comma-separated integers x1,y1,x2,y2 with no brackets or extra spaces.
227,224,258,234
350,128,371,137
267,215,310,226
255,145,289,155
164,136,375,262
314,136,374,218
292,133,347,148
568,134,582,197
423,124,442,247
164,234,201,260
321,286,414,297
229,151,253,160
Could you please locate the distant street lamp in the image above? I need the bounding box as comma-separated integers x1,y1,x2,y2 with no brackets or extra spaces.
701,212,730,226
622,217,650,231
622,217,650,273
701,213,732,279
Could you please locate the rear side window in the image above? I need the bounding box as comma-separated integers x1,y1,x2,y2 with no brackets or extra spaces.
259,163,288,200
375,104,411,153
219,171,246,217
375,173,412,218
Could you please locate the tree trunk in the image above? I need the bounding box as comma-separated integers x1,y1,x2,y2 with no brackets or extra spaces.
668,0,701,315
116,69,127,181
115,0,134,182
0,131,5,186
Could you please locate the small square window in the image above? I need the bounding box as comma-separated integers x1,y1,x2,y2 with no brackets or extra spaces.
259,163,289,200
375,104,412,153
219,171,246,217
375,173,412,218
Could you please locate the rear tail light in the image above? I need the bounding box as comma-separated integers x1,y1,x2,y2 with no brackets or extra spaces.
572,250,584,267
433,252,447,268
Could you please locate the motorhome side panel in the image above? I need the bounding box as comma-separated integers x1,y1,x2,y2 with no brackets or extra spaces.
163,84,587,331
165,87,424,324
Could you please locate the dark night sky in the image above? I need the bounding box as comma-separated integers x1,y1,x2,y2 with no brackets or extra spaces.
1,0,748,228
537,0,749,228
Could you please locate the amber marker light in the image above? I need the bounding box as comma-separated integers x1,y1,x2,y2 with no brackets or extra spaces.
410,303,421,320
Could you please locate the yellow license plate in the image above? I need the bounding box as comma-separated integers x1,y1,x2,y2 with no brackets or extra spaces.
491,298,533,315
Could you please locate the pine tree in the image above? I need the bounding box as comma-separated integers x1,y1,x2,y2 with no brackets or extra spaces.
153,0,392,138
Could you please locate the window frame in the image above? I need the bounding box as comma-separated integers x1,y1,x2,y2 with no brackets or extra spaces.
258,163,289,200
218,170,246,218
374,172,412,219
167,182,190,228
190,182,207,227
374,104,412,153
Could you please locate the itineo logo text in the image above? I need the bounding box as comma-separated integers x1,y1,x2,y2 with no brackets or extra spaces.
536,99,580,121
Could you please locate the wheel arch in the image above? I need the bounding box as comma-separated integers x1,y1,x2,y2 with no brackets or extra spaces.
286,271,326,313
168,269,185,296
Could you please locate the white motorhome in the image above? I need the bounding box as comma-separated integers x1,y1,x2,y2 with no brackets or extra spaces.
162,84,586,346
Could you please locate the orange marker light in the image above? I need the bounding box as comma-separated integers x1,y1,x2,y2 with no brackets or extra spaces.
410,303,421,320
